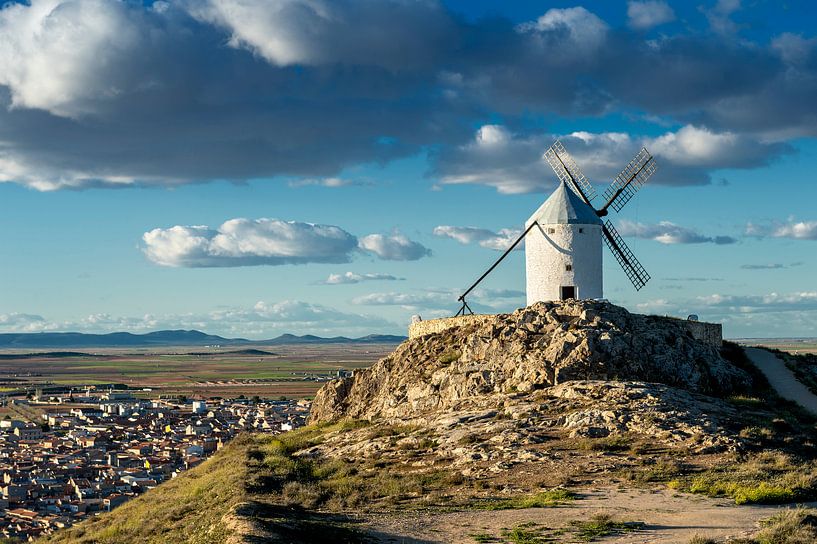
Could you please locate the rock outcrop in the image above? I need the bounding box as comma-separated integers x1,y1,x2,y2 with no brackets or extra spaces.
310,300,750,423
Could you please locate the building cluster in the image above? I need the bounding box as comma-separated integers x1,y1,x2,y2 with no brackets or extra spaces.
0,393,308,540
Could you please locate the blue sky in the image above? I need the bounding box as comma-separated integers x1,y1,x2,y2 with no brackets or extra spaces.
0,0,815,339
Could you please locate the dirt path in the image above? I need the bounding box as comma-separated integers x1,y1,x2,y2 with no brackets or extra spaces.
365,488,812,543
745,347,817,415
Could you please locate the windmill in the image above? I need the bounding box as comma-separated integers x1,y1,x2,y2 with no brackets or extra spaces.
456,139,657,315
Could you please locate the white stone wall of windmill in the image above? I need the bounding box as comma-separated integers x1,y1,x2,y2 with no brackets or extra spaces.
524,186,604,305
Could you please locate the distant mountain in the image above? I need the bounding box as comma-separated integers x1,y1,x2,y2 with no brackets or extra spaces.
266,333,407,345
0,330,406,349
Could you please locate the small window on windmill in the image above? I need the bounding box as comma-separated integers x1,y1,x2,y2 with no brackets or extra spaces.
548,227,555,234
565,264,572,271
578,228,584,233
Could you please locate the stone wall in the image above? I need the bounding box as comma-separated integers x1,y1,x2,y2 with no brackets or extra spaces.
408,315,496,339
410,313,722,347
683,320,723,346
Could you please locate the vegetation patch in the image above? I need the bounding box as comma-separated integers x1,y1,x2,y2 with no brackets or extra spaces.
502,522,555,543
575,435,632,452
668,451,817,504
569,514,644,542
686,507,817,544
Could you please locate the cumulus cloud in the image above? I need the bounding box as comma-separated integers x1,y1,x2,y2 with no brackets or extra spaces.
627,1,675,30
142,218,430,267
358,233,431,261
0,300,397,337
746,220,817,240
142,219,359,267
518,7,609,55
433,225,522,251
617,220,737,244
433,125,791,194
322,272,403,285
184,0,455,69
0,1,812,190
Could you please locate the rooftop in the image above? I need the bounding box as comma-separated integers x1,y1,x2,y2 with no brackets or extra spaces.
526,181,602,226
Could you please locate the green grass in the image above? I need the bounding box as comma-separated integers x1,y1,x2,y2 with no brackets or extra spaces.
570,514,644,542
502,523,552,544
688,508,817,544
668,451,817,505
470,533,501,543
688,479,796,505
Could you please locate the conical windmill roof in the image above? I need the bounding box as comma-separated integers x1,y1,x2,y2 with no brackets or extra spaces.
526,182,602,226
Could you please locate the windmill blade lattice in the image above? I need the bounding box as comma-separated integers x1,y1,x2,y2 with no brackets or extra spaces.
602,220,651,290
544,140,597,203
601,147,656,213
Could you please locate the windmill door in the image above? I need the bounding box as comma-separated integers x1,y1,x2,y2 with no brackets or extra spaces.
560,286,576,300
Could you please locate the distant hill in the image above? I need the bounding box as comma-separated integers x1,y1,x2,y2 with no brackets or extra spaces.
0,330,406,349
266,333,407,345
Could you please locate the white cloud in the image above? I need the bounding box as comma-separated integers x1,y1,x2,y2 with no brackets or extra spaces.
142,219,431,267
288,177,369,188
519,7,609,55
0,300,397,338
0,313,51,332
772,222,817,239
617,220,737,245
433,225,523,251
433,124,790,193
352,291,451,309
142,219,358,267
746,220,817,240
358,233,431,261
627,1,675,30
351,288,518,314
475,125,511,147
184,0,453,69
322,272,403,285
0,1,811,191
0,0,144,118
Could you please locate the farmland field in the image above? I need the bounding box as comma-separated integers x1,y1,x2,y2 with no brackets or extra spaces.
736,338,817,355
0,343,398,399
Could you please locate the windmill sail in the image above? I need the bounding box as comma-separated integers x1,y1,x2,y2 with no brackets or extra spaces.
602,220,650,290
544,140,597,204
601,147,656,213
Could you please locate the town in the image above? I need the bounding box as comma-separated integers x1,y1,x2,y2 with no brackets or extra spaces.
0,388,309,540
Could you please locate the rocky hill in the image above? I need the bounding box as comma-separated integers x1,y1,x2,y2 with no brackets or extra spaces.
311,300,750,423
40,301,817,544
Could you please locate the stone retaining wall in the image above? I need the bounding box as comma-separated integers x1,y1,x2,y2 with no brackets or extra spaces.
409,313,722,347
408,315,496,339
683,320,722,346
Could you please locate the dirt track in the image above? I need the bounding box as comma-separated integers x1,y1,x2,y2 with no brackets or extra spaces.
365,487,810,543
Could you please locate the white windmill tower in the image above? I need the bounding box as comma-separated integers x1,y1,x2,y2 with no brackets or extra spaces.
455,140,657,315
524,179,603,304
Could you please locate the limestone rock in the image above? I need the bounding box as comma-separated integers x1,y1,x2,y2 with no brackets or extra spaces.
310,300,750,423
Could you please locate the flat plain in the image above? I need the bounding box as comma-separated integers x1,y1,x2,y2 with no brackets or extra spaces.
0,343,397,399
737,338,817,355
